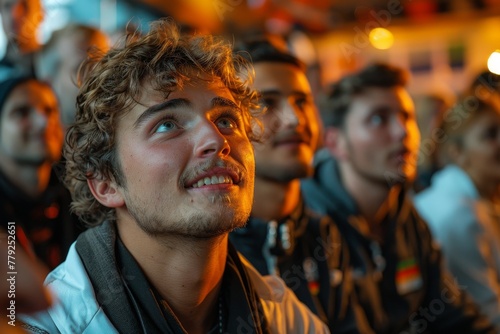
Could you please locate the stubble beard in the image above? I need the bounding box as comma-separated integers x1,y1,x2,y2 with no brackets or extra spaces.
126,192,251,240
345,139,406,189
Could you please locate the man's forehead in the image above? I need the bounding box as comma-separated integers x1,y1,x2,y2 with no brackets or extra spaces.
6,87,57,113
137,75,235,103
120,76,238,127
354,86,412,105
343,87,411,121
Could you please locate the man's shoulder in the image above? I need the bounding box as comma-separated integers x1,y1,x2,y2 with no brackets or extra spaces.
20,243,116,333
240,255,286,301
240,255,330,333
21,307,116,334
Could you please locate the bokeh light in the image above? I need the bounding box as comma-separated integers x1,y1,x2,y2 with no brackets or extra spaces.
369,27,394,50
487,50,500,75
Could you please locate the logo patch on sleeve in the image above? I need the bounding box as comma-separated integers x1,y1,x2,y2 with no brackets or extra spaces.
396,258,423,295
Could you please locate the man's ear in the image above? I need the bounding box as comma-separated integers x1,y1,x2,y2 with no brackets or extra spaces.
87,178,124,208
324,126,348,160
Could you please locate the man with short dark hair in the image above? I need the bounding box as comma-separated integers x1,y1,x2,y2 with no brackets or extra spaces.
302,63,497,333
20,20,328,333
230,37,344,330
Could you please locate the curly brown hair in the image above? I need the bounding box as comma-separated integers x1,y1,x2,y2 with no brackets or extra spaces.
64,18,259,227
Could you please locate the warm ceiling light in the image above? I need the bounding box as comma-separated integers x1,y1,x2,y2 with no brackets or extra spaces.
369,27,394,50
487,50,500,75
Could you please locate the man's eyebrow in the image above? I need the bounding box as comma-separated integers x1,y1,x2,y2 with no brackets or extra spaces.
211,96,240,109
259,89,281,96
134,98,191,128
260,89,308,97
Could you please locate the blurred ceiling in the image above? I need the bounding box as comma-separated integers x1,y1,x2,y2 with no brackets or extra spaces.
122,0,500,34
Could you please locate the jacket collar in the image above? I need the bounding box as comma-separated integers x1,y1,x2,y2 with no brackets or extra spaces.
76,221,271,334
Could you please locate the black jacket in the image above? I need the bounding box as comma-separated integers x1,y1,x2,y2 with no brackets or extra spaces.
230,200,347,329
0,167,81,269
301,149,497,334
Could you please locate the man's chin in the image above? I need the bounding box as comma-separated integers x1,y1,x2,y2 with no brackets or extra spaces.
137,207,250,240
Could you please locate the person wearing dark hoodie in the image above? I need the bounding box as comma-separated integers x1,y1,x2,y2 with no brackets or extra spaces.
301,63,497,333
229,37,346,329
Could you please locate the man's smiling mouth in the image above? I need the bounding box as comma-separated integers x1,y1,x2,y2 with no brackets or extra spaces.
191,175,234,188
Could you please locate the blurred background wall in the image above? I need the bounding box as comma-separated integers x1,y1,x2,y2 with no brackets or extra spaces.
1,0,499,96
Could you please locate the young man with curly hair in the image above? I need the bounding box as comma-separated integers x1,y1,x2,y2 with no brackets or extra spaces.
20,19,328,333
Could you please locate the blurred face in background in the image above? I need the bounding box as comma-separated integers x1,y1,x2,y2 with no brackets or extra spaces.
0,80,63,166
252,61,320,182
54,29,109,128
0,0,43,51
331,86,420,186
415,95,449,138
454,107,500,190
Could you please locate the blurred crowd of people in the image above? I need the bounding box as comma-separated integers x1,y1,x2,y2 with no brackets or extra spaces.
0,0,499,333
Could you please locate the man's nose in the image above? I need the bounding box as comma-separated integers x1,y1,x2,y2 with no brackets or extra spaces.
193,120,230,158
32,108,48,129
392,114,408,140
280,100,300,128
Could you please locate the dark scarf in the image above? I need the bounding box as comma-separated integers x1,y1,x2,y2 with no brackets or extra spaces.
76,221,270,334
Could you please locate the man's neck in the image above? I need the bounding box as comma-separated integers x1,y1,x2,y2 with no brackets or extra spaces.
0,159,51,198
117,221,227,334
252,177,301,221
340,164,397,239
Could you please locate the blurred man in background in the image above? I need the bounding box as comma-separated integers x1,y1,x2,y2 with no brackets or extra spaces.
302,63,497,333
36,24,109,129
0,76,79,269
230,37,345,330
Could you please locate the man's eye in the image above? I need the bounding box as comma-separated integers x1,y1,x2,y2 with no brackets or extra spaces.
260,98,278,112
217,118,236,129
369,114,387,126
45,106,56,116
155,120,179,133
399,110,412,122
13,107,30,118
294,97,308,109
483,126,499,140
